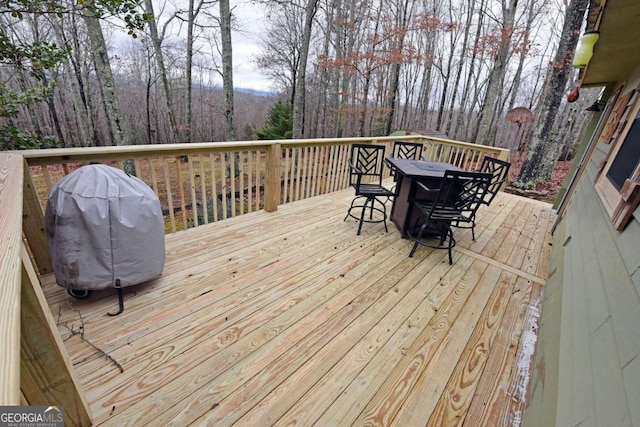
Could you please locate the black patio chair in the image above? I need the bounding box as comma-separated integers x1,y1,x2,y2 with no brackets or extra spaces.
391,141,423,166
407,170,492,264
450,156,511,240
344,144,396,235
385,141,424,197
477,156,511,206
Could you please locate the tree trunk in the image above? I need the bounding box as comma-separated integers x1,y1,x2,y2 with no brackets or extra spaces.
292,0,319,139
435,0,456,132
82,4,129,148
384,0,412,136
499,0,538,148
144,0,179,143
185,0,195,143
473,0,519,145
220,0,236,141
513,0,588,188
50,18,96,147
445,0,475,137
453,0,485,140
329,0,345,138
358,0,384,138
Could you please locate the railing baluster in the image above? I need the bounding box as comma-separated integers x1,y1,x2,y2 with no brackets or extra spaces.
295,147,302,201
175,157,188,229
338,144,348,191
221,153,228,220
162,159,176,233
199,155,208,224
239,151,245,215
209,153,219,222
247,150,253,214
311,146,319,197
230,151,237,217
289,148,295,203
148,158,159,195
255,150,261,211
330,145,339,193
315,145,325,196
282,147,289,203
304,146,312,199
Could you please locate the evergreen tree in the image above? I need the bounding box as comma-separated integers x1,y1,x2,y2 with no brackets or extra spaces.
256,100,293,140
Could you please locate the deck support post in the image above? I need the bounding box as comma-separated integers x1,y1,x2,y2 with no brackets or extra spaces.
265,142,281,212
22,159,52,275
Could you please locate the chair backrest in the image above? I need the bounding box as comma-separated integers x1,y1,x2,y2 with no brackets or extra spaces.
414,170,492,221
478,157,511,205
453,171,493,215
392,141,423,160
348,144,386,188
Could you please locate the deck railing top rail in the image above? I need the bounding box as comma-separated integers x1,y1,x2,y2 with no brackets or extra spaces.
19,135,508,163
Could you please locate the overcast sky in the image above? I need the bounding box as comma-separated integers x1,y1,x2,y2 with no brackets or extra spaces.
109,0,273,92
227,1,272,91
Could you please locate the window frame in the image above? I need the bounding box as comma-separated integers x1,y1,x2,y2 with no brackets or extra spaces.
595,81,640,230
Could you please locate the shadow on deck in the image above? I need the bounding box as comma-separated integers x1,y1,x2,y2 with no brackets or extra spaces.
42,187,555,426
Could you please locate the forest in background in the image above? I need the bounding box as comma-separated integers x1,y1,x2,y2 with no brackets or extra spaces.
0,0,600,186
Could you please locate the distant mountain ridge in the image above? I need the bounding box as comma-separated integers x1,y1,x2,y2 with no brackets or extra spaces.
235,87,276,97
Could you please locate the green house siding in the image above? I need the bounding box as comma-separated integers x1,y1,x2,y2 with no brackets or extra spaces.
525,156,640,426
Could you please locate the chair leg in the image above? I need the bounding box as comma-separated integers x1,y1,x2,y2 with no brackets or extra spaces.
408,240,420,258
408,222,429,257
357,197,371,235
343,196,359,222
446,228,456,265
377,197,388,233
471,216,476,240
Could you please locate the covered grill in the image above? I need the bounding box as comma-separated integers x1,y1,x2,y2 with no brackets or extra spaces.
45,164,165,314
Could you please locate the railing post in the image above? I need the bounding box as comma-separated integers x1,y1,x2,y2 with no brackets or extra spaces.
264,142,282,212
0,153,23,405
22,159,52,274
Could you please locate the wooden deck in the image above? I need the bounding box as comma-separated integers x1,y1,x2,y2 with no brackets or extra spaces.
41,187,555,426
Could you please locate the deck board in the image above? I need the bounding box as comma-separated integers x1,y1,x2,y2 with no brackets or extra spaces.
42,187,555,426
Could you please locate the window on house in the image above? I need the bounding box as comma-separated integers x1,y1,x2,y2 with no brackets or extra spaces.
595,83,640,231
606,118,640,191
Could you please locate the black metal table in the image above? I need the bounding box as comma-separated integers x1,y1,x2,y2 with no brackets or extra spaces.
386,158,462,238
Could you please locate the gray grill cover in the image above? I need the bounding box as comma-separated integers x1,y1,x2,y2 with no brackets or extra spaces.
45,164,165,291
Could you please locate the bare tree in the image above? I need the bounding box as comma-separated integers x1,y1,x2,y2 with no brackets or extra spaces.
473,0,520,145
383,0,414,136
513,0,588,188
144,0,179,143
255,2,303,102
48,15,97,147
292,0,319,138
444,0,476,137
451,0,486,140
82,0,130,149
219,0,235,141
184,0,196,142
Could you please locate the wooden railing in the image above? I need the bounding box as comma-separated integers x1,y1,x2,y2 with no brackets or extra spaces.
2,136,507,422
21,136,509,236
